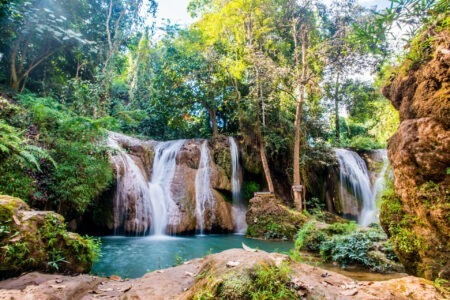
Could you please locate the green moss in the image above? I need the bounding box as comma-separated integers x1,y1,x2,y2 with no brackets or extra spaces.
213,143,232,178
0,197,100,277
247,210,305,240
193,262,297,300
295,221,327,252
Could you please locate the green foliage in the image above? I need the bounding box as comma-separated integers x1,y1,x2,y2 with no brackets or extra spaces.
345,135,385,150
295,221,327,252
0,94,114,218
246,263,296,299
0,119,55,171
319,227,393,272
242,181,260,202
194,262,297,300
1,201,100,277
293,220,401,272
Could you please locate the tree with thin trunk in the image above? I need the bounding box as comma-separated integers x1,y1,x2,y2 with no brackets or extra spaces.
290,0,318,211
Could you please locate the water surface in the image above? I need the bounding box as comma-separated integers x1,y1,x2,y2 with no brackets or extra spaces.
92,234,293,278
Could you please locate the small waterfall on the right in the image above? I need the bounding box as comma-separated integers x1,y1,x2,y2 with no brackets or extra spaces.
229,137,247,234
362,149,389,226
334,148,389,226
195,141,215,234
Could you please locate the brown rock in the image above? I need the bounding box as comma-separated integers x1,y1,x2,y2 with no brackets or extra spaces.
381,25,450,281
0,249,443,300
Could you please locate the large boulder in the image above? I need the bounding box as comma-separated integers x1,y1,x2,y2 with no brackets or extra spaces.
246,195,307,240
381,24,450,281
0,195,98,279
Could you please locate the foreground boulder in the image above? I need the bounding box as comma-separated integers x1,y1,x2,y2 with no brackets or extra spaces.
0,249,443,299
0,195,98,278
381,22,450,280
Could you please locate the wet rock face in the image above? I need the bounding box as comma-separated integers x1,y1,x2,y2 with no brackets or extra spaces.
381,27,450,280
0,196,97,278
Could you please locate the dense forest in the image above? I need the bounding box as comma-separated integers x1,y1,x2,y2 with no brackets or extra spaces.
0,0,410,215
0,0,449,296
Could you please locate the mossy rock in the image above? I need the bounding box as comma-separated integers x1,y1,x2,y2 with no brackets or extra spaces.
0,195,99,279
246,196,307,240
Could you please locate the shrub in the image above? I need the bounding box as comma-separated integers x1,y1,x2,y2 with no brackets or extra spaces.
319,227,395,272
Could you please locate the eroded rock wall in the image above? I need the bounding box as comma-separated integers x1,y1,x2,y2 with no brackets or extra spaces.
381,24,450,280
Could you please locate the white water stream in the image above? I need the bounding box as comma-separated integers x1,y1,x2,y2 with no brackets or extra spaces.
335,149,389,226
148,140,184,235
110,135,248,236
195,141,215,234
229,137,247,234
108,136,152,235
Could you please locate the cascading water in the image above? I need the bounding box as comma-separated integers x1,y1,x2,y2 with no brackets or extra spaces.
148,140,184,236
360,149,389,226
334,148,389,226
108,132,184,236
108,136,152,235
195,141,215,234
229,137,247,234
335,148,373,226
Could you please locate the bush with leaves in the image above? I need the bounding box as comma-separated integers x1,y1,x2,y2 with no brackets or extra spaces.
0,93,114,220
294,221,402,273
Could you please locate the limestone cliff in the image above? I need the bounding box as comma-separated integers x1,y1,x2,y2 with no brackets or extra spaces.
381,21,450,281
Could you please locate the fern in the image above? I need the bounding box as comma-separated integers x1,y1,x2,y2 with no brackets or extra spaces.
0,120,56,172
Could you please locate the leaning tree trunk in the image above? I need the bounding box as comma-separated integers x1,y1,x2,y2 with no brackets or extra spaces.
257,126,274,193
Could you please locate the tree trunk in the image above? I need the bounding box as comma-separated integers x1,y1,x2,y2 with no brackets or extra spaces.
255,66,274,193
208,108,219,137
292,19,307,211
10,38,20,91
257,127,274,193
334,72,341,143
293,91,303,210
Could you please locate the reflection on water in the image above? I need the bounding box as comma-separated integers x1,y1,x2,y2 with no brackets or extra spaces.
92,235,407,282
92,234,293,278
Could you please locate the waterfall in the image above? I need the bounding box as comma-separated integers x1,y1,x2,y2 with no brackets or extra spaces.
334,148,390,226
229,137,247,234
360,149,389,226
335,148,373,226
108,136,152,235
148,140,184,236
108,133,184,236
195,141,215,234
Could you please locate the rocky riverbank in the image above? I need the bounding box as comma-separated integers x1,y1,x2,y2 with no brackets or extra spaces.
0,248,444,299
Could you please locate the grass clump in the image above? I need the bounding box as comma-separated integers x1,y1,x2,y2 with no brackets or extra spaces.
193,262,297,300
